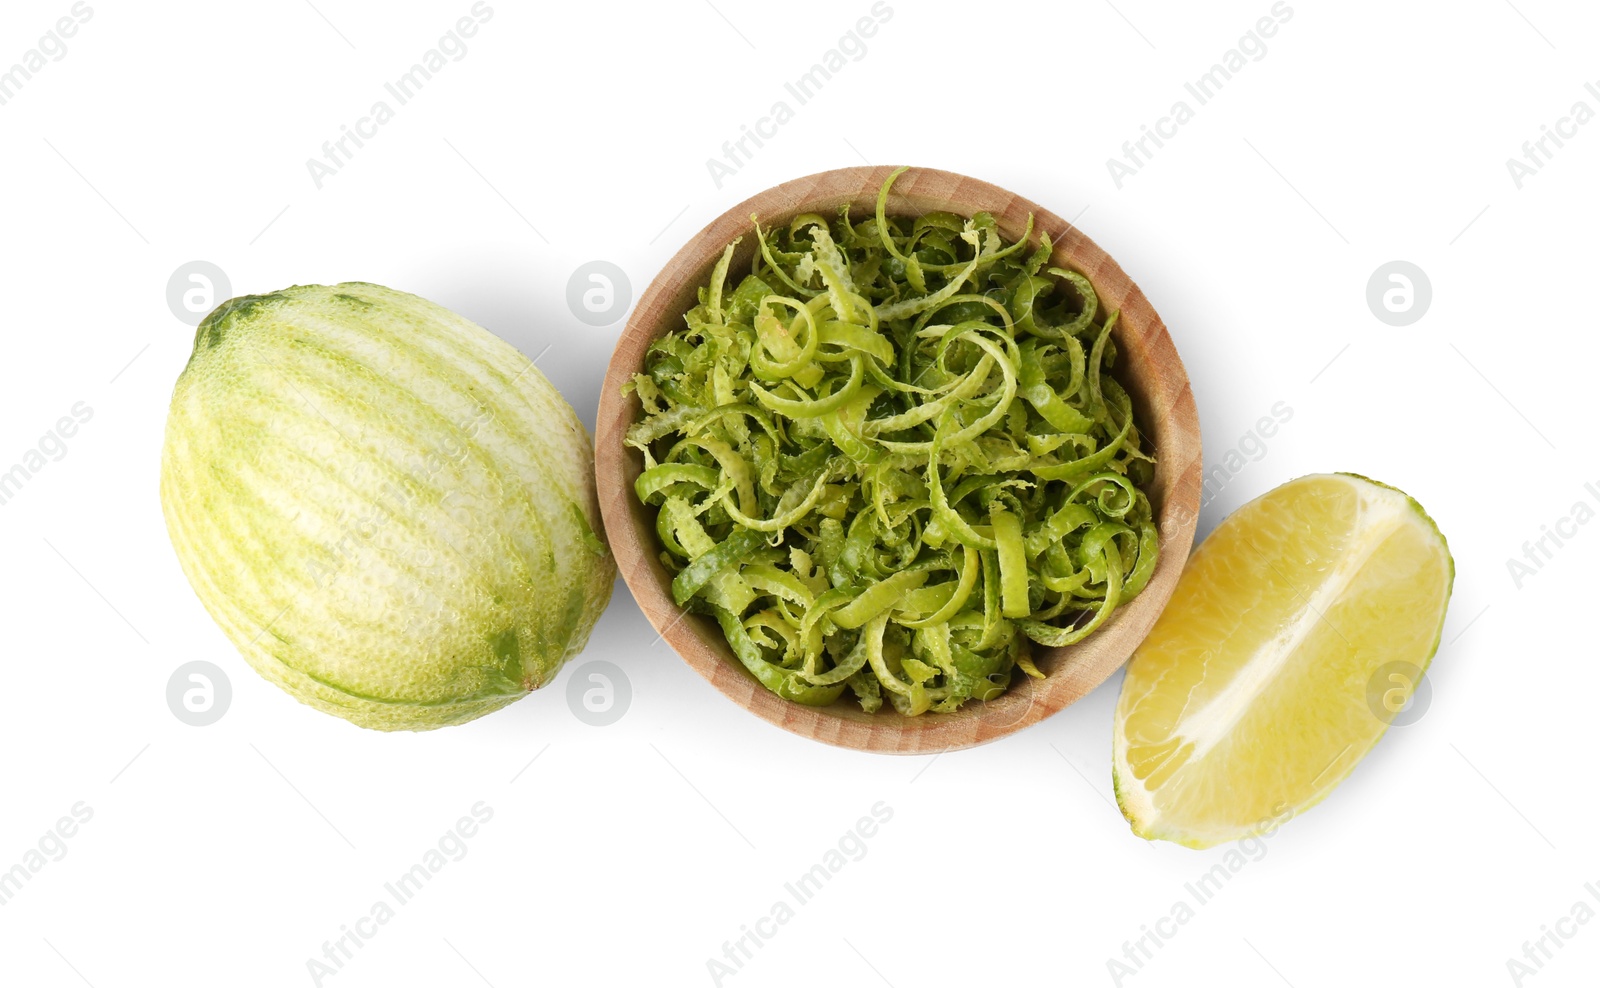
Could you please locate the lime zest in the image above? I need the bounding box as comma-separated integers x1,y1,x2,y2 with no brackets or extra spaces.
628,168,1159,714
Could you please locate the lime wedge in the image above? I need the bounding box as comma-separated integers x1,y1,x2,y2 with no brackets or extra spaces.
1113,474,1453,848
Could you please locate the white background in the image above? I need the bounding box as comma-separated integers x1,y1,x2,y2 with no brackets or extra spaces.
1,0,1596,985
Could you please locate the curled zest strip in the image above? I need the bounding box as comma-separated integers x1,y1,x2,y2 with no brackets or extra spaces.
624,167,1159,715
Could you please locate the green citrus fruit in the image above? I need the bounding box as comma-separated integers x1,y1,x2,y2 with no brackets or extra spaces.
160,283,614,730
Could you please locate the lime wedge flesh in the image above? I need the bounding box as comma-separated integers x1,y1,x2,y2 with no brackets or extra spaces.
1113,473,1453,848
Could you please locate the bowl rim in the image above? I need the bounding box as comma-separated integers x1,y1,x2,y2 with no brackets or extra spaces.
594,164,1202,754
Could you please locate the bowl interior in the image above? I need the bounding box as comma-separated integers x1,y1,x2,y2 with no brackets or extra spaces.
595,166,1202,754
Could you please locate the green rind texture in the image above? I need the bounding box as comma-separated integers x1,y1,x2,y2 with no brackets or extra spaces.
160,283,615,731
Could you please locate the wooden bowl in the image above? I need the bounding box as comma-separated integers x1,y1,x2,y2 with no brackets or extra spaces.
595,166,1201,754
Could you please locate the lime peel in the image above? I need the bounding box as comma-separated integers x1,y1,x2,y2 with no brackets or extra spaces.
627,169,1159,715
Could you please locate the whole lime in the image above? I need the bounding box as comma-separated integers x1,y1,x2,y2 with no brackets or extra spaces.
160,283,614,730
